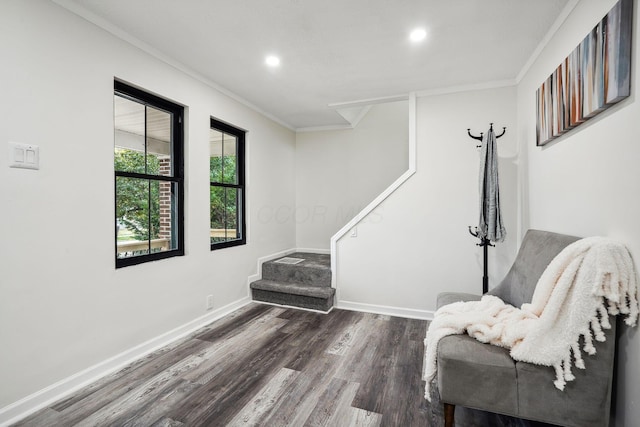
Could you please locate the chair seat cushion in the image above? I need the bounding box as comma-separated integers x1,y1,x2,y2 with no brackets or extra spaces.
437,334,518,417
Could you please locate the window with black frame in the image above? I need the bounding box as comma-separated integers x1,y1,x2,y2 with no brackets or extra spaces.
114,81,184,267
210,118,246,250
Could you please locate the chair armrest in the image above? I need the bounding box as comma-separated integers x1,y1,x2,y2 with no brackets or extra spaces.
437,292,481,309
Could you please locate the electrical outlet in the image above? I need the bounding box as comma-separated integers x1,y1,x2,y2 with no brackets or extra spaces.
206,295,214,310
9,142,39,170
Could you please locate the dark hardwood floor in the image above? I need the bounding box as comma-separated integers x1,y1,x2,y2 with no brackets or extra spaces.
16,304,431,426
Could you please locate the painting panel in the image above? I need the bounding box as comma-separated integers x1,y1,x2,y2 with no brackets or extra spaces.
605,0,633,103
568,48,583,127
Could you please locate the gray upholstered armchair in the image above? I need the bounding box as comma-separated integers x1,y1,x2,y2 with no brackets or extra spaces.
435,230,617,427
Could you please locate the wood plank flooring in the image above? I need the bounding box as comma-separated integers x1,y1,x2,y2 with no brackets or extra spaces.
15,304,430,427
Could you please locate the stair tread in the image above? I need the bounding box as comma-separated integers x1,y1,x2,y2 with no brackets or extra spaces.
250,279,335,298
266,252,330,270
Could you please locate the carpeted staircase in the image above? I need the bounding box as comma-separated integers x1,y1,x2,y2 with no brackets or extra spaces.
250,252,335,312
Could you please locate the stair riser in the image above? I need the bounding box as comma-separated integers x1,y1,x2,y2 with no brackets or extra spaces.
262,263,331,287
252,289,334,312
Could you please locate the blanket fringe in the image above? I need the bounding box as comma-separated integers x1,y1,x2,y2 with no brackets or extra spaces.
591,317,605,342
599,303,611,329
553,363,565,390
572,342,585,369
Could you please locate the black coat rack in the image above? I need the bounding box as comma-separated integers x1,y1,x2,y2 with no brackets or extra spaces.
467,123,506,294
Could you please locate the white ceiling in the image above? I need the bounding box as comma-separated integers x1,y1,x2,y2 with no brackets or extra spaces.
56,0,570,131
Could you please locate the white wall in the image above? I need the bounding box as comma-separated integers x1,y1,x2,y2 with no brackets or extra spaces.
517,0,640,425
295,101,408,250
0,0,296,409
336,86,518,313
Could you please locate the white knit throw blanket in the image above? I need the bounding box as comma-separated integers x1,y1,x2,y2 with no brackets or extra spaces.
423,237,639,400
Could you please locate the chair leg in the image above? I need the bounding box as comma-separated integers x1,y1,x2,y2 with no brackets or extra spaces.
444,402,455,427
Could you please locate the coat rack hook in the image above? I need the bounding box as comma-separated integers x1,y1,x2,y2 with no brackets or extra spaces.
468,124,507,148
467,128,484,141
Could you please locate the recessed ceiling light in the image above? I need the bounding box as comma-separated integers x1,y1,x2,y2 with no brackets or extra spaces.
265,55,280,67
409,28,427,42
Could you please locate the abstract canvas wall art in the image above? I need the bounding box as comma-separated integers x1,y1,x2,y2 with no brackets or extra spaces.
536,0,633,146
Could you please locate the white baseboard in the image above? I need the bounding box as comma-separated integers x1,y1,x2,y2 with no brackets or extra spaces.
295,247,330,255
336,300,434,320
0,296,252,427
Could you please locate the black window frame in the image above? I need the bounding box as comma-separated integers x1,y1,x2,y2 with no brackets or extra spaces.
114,80,185,268
209,117,246,251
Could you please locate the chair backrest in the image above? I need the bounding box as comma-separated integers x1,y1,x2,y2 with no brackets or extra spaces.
488,229,581,307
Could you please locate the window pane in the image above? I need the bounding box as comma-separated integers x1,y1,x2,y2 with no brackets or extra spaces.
155,180,179,252
146,106,172,176
114,95,145,174
210,128,223,183
210,185,225,243
210,129,237,184
116,176,150,258
210,156,222,183
225,188,241,239
222,135,237,184
210,186,241,243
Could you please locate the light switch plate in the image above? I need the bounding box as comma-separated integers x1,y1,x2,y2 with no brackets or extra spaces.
9,142,39,170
